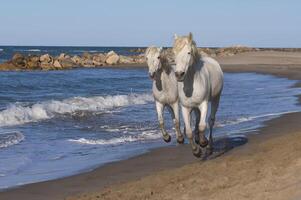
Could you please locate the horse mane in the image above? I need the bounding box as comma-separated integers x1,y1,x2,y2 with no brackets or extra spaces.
145,46,171,74
145,46,158,57
173,35,200,64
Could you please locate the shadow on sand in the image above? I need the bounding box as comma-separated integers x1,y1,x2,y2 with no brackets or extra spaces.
203,135,248,160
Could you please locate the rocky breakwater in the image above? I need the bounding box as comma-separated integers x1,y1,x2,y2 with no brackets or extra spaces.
0,51,145,71
0,46,258,71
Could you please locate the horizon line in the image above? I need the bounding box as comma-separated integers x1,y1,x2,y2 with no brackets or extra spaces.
0,45,301,49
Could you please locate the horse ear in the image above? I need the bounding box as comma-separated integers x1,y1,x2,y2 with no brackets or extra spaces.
145,47,150,57
188,32,193,42
174,34,178,40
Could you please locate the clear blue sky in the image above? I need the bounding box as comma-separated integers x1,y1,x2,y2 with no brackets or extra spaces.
0,0,300,47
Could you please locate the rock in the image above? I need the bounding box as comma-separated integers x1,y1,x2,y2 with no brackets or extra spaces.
93,53,106,63
119,55,134,64
57,53,70,60
81,59,94,67
26,55,40,69
132,55,145,64
82,52,92,60
60,58,75,68
40,54,53,64
0,62,19,71
40,62,55,70
92,61,103,67
71,55,82,65
105,51,119,65
130,48,145,53
58,53,65,60
92,53,106,66
56,53,75,68
12,53,26,68
53,60,62,69
40,54,54,70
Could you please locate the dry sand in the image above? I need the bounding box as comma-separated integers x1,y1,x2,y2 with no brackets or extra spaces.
1,50,301,200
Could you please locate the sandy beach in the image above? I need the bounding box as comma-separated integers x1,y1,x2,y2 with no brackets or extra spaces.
1,50,301,200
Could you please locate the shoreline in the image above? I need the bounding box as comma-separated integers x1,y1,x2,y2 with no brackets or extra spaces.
1,48,301,71
1,52,301,200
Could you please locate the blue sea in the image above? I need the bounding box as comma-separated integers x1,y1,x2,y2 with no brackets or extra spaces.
0,47,300,189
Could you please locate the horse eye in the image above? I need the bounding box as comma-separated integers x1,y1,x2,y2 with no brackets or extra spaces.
157,56,160,59
188,52,191,55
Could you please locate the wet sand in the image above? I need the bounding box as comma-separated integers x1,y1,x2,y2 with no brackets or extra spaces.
1,51,301,200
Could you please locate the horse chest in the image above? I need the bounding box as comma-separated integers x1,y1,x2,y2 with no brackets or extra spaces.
152,77,178,104
178,81,207,107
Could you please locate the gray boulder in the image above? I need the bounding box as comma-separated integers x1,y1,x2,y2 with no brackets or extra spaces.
119,55,134,64
105,51,119,65
12,53,26,68
26,55,40,69
40,54,53,64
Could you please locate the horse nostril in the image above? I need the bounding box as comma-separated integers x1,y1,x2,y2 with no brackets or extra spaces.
149,72,155,79
175,71,185,78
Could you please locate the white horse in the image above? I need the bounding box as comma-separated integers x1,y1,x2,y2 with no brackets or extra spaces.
145,46,184,144
173,33,224,157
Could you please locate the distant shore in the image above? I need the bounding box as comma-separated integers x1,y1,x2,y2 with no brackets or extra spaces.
1,46,301,71
1,51,301,200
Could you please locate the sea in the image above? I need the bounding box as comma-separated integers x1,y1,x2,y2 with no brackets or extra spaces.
0,46,300,189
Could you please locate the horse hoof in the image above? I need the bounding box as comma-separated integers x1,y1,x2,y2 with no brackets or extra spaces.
199,139,208,148
207,147,213,155
195,137,200,145
177,136,185,144
163,135,171,143
192,146,202,158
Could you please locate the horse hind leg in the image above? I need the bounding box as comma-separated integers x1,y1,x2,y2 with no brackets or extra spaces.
156,101,171,143
208,94,221,154
198,101,209,148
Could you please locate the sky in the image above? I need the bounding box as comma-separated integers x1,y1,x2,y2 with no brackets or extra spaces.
0,0,300,47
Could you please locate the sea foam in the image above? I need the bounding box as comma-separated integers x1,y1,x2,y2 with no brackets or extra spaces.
68,130,161,145
24,49,41,52
0,93,153,127
0,131,24,148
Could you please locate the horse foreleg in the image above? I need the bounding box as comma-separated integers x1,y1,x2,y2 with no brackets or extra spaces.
193,108,201,144
198,101,209,148
208,95,221,154
170,101,184,144
156,101,171,143
182,106,201,157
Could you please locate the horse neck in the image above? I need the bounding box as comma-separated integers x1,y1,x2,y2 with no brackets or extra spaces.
160,56,172,76
186,53,201,78
153,57,174,92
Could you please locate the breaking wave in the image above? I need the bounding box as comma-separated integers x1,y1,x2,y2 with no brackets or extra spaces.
0,93,153,127
0,131,24,149
68,130,162,145
216,111,299,128
21,49,41,52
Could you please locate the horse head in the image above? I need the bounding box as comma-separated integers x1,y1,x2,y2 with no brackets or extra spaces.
173,32,199,81
145,46,164,79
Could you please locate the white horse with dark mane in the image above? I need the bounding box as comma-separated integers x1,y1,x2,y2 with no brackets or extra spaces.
145,46,184,144
173,33,223,157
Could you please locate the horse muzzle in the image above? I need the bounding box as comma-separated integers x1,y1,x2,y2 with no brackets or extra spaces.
149,72,155,79
175,71,185,81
